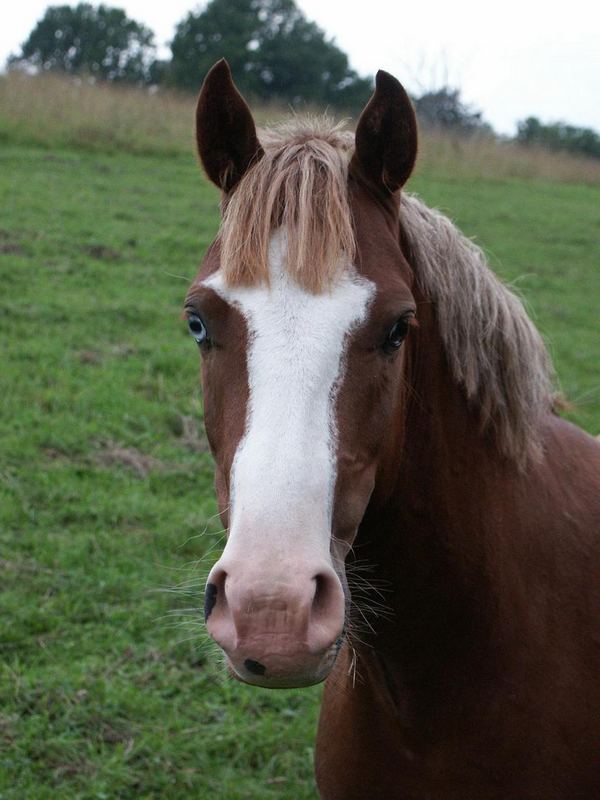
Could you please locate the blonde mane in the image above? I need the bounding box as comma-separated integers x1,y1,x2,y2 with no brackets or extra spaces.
219,117,555,464
399,194,555,465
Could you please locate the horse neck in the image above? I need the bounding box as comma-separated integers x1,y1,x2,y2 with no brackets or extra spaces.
353,280,530,689
372,277,513,530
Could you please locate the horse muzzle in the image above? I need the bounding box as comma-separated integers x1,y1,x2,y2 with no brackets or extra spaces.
204,558,345,688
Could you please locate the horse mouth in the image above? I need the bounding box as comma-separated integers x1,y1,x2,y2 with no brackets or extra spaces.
224,639,343,689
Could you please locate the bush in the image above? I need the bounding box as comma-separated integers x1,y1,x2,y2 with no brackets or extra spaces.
516,117,600,160
9,3,156,85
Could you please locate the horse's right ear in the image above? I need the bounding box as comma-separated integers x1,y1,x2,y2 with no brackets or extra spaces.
351,70,417,194
195,59,264,193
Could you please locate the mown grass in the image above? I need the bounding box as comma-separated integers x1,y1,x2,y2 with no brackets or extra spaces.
1,101,599,797
0,146,321,799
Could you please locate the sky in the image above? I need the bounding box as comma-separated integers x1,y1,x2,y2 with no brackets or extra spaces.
2,0,599,135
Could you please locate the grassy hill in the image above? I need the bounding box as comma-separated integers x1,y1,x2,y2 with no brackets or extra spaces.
3,71,600,183
1,76,599,799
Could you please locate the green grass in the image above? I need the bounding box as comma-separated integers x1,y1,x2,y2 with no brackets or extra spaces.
1,142,599,799
0,146,320,799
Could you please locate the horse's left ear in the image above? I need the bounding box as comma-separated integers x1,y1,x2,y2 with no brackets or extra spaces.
195,59,264,193
351,70,418,193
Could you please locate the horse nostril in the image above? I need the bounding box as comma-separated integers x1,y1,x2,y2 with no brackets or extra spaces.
244,658,266,676
307,569,346,654
311,570,339,619
204,582,218,622
204,566,228,623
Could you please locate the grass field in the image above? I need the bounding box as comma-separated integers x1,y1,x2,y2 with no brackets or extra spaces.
1,79,599,799
3,72,600,183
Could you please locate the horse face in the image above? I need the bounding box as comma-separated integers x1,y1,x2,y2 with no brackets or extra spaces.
185,61,417,688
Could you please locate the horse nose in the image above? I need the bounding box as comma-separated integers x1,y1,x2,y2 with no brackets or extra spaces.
204,559,345,683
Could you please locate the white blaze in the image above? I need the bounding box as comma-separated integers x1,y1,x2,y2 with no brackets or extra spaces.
205,229,374,559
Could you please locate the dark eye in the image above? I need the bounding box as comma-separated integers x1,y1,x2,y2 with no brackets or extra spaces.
187,313,207,345
383,314,414,353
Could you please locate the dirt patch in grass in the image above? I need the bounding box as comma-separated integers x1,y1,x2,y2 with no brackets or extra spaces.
42,154,82,166
84,244,121,261
74,344,138,364
75,349,103,365
0,229,25,255
0,557,56,576
170,414,209,453
110,342,138,358
0,241,24,255
42,446,76,461
94,441,166,477
42,441,174,477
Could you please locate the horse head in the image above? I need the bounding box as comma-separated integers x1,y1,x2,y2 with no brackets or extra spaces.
185,59,418,688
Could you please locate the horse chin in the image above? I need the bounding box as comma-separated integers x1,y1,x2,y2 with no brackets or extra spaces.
224,646,341,689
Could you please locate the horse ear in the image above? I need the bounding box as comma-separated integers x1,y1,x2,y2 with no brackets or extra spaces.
351,70,418,193
195,59,264,192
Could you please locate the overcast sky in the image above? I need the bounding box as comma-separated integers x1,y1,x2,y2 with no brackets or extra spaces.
2,0,599,135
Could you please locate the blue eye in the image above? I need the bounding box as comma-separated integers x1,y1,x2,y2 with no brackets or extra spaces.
188,313,207,345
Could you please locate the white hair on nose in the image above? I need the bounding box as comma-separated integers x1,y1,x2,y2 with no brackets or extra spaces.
204,227,374,558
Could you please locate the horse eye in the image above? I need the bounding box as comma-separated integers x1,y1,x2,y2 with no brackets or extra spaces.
384,315,413,352
188,313,207,345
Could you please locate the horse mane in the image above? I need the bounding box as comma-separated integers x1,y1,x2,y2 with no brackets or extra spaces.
399,194,555,465
219,117,555,465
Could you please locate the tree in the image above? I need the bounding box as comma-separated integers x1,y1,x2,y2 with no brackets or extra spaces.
516,117,600,159
169,0,371,110
10,3,156,84
412,87,491,135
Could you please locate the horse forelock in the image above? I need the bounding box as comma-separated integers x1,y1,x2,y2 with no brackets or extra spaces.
219,116,356,294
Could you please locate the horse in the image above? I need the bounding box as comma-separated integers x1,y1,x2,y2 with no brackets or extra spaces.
185,59,600,798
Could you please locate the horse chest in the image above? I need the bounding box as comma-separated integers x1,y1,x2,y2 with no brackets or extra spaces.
315,646,599,799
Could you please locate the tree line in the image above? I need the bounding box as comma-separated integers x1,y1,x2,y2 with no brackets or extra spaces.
9,0,372,111
516,117,600,161
8,1,600,157
5,0,493,123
